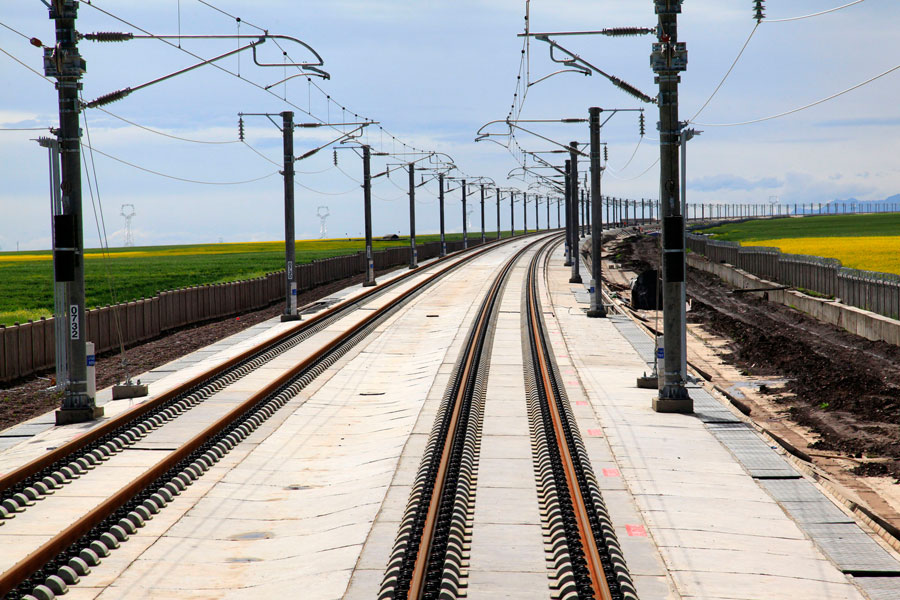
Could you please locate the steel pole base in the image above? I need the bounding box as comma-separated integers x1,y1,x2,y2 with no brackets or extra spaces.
281,313,301,322
586,307,607,319
636,375,658,389
652,386,693,413
564,259,573,266
112,382,149,400
55,405,104,425
363,280,377,287
569,274,582,284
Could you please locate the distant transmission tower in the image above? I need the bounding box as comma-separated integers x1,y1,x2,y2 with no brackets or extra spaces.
121,203,136,247
466,205,474,230
317,206,330,239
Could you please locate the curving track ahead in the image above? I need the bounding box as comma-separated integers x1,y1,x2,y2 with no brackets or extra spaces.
379,236,636,600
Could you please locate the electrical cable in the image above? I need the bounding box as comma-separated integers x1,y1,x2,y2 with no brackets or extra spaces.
83,143,280,184
0,45,51,82
93,106,240,144
88,1,448,163
241,140,281,167
604,136,643,174
604,157,659,181
693,62,900,127
688,23,758,122
82,2,324,122
766,0,866,22
194,0,433,156
0,127,50,131
297,164,337,175
296,181,358,196
80,103,130,378
0,20,34,41
335,163,362,185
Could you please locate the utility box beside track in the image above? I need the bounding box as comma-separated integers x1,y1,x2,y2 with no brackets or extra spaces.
632,269,662,310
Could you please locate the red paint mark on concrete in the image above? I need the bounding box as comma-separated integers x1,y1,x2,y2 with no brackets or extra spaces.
602,468,621,477
575,400,588,406
566,380,578,386
626,524,647,537
587,429,603,437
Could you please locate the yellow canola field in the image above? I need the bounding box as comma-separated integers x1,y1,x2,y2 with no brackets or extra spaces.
744,236,900,275
0,247,270,262
0,238,382,263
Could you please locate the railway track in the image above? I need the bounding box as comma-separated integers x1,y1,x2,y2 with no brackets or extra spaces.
0,235,538,600
379,236,635,600
523,239,634,600
378,235,541,600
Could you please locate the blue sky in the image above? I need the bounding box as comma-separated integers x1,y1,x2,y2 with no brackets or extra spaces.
1,1,897,250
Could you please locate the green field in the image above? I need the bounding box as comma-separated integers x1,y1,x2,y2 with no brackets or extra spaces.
0,232,525,326
699,213,900,243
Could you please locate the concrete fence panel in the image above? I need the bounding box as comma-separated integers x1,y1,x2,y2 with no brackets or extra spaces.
17,321,33,378
38,317,53,370
2,326,19,381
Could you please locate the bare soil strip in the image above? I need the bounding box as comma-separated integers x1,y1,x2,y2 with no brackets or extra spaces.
608,233,900,524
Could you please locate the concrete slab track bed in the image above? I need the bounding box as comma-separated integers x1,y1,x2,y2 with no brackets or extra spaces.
0,233,897,599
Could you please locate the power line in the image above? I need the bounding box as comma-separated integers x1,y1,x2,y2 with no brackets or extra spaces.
335,163,362,185
688,24,758,122
192,0,436,157
0,20,34,42
93,107,240,144
241,140,281,167
766,0,866,23
604,157,659,182
297,164,337,175
81,106,128,353
604,136,644,174
0,45,51,83
82,3,324,122
693,62,900,127
83,143,280,184
296,181,358,196
86,1,450,163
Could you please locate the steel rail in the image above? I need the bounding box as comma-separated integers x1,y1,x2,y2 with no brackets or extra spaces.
396,234,558,599
407,241,530,597
526,239,614,600
0,238,517,504
0,234,542,598
400,234,564,598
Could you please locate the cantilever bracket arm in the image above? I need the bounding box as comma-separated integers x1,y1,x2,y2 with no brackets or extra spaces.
265,67,330,89
296,124,370,161
529,68,591,87
85,39,266,107
508,123,588,157
83,33,328,70
82,33,330,107
248,34,326,69
475,121,514,144
532,35,656,105
474,136,514,152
